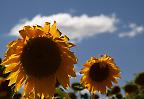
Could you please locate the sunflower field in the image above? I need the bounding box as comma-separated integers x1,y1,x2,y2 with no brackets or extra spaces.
0,22,144,99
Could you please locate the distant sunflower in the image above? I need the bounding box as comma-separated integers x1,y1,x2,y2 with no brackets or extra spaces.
123,83,138,95
134,72,144,86
80,54,120,93
1,21,77,98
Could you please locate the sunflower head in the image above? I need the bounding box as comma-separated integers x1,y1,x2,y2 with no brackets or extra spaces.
123,83,138,95
111,86,121,95
2,21,77,98
115,93,123,99
80,54,121,94
134,72,144,86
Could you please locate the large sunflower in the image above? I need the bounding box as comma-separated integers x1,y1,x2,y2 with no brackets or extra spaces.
80,54,120,94
1,21,77,98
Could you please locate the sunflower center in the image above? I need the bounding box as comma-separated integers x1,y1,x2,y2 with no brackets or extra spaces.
89,62,109,82
20,37,61,78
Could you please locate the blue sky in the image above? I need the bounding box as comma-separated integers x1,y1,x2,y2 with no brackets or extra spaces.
0,0,144,87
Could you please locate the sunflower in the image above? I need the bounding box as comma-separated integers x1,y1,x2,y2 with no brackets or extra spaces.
123,83,138,96
1,21,77,98
80,54,120,94
134,72,144,86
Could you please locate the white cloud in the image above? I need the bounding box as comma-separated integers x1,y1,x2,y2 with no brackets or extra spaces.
9,13,118,42
119,23,144,38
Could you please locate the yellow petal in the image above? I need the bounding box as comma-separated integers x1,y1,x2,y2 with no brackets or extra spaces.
83,63,91,67
80,67,89,74
110,77,118,84
62,48,77,64
8,77,17,86
34,78,43,96
106,81,112,88
7,40,17,47
4,63,19,73
2,55,19,65
15,70,26,92
23,78,34,97
34,27,44,37
66,65,76,77
19,29,27,39
8,39,23,48
60,35,69,42
59,58,76,77
7,70,19,86
24,26,36,37
5,39,23,58
44,22,50,33
67,42,76,48
81,75,87,81
56,69,70,89
49,21,61,38
98,84,106,93
5,46,22,57
40,75,56,97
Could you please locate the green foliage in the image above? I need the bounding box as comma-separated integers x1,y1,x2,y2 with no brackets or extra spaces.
55,88,71,99
71,82,84,91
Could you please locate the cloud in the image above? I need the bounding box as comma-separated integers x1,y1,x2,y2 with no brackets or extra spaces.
9,13,118,42
119,23,144,38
